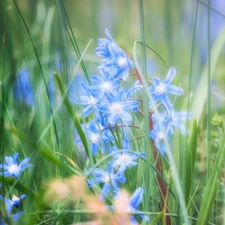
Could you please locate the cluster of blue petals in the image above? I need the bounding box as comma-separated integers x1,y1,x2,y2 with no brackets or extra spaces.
9,28,192,224
0,153,32,223
74,29,192,223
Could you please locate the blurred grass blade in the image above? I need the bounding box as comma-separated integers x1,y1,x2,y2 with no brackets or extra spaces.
136,41,169,70
13,0,59,147
0,176,39,202
54,0,90,84
39,148,63,168
184,119,197,206
54,72,94,164
196,129,225,225
191,27,225,125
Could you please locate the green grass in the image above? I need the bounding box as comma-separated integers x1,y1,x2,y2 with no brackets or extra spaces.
1,0,225,224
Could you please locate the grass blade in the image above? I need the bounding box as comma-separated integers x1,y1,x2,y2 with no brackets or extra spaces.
54,72,94,164
196,129,225,225
184,119,197,206
191,27,225,125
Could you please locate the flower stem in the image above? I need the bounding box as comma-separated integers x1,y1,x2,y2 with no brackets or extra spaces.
149,112,171,225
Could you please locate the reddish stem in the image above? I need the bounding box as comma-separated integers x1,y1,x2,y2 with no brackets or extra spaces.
135,67,143,84
128,55,171,224
149,112,171,225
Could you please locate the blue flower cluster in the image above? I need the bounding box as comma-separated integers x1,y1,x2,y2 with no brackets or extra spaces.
0,153,32,222
149,68,192,155
9,28,192,224
74,28,191,223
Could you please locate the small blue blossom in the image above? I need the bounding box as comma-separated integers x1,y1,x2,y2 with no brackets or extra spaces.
164,111,192,135
150,128,170,156
99,90,139,125
75,120,114,156
111,187,149,224
86,121,101,155
0,153,32,178
111,139,144,173
88,70,120,100
95,28,114,58
12,212,23,220
126,80,143,98
96,28,134,81
87,162,126,199
0,194,26,214
152,110,192,135
129,187,149,224
14,69,34,107
75,84,99,118
148,67,184,111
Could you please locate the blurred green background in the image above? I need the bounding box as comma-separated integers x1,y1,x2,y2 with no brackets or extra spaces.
1,0,225,179
1,0,225,163
0,1,225,224
1,0,225,97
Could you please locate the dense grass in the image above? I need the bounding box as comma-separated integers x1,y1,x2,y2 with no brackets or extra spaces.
1,0,225,224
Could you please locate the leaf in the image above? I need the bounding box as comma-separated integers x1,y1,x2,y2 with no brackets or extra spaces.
39,148,63,168
0,176,39,202
184,119,197,206
196,129,225,225
191,27,225,125
56,152,79,169
54,72,95,164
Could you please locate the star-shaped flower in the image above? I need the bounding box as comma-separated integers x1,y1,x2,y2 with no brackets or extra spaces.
0,153,32,178
87,163,126,199
99,90,139,125
148,67,184,111
96,28,134,81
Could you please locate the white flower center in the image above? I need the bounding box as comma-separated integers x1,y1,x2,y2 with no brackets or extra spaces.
110,102,122,114
157,131,165,140
100,82,112,92
88,96,97,106
90,133,100,144
8,164,20,174
12,195,19,202
117,57,128,68
104,175,110,183
155,83,166,94
119,154,130,165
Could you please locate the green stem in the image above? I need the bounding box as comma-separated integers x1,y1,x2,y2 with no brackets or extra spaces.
54,72,95,164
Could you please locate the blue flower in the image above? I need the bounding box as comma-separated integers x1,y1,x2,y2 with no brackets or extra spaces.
148,67,184,111
112,187,148,224
95,28,114,58
152,110,192,135
164,111,192,135
86,121,101,155
100,44,134,81
111,139,144,173
88,70,120,100
0,153,32,178
126,80,143,98
96,28,134,81
128,187,149,224
0,194,26,214
87,162,126,199
75,84,99,118
99,90,139,125
14,69,34,107
150,128,170,156
12,212,23,220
